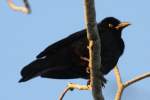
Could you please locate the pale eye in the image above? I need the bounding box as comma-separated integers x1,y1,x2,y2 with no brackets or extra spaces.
109,24,113,28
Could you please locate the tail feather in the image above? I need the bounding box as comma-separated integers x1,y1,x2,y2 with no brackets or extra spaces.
19,58,48,82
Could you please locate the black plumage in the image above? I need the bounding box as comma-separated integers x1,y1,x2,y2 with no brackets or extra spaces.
19,17,129,83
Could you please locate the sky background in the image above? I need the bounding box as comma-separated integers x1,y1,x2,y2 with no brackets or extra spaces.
0,0,150,100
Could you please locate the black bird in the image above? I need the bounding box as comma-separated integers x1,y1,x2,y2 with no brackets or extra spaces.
19,17,130,84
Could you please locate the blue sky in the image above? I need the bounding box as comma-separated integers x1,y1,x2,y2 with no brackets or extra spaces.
0,0,150,100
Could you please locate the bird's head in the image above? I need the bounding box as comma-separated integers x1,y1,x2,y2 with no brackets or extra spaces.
98,17,130,31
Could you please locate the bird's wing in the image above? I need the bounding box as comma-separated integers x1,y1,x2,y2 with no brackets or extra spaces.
36,29,86,58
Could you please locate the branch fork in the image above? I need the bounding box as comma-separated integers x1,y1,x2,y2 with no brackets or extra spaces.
114,66,150,100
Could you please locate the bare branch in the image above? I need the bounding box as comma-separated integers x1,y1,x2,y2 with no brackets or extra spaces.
84,0,104,100
59,83,91,100
59,87,70,100
114,66,123,88
7,0,31,14
67,83,91,90
23,0,31,13
114,66,124,100
115,86,124,100
124,72,150,87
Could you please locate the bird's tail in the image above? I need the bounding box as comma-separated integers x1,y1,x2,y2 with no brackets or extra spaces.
19,59,48,83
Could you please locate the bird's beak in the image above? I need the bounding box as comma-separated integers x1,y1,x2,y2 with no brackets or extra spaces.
115,22,130,30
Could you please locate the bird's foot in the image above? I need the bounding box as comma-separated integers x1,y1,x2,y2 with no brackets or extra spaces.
87,75,107,87
100,75,107,87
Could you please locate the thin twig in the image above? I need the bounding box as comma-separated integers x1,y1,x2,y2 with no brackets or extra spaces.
67,83,91,90
7,0,31,14
23,0,31,13
124,72,150,87
59,83,91,100
59,87,70,100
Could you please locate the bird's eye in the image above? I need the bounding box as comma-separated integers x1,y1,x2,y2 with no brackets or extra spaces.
108,24,113,28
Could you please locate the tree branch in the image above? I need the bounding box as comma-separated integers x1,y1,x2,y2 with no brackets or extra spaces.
58,0,104,99
59,87,70,100
124,72,150,87
114,66,124,100
59,83,91,100
7,0,31,14
114,66,150,100
84,0,104,100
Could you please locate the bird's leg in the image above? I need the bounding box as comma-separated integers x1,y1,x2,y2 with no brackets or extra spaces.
99,74,107,87
87,76,107,87
82,57,106,87
87,72,107,87
87,79,91,86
